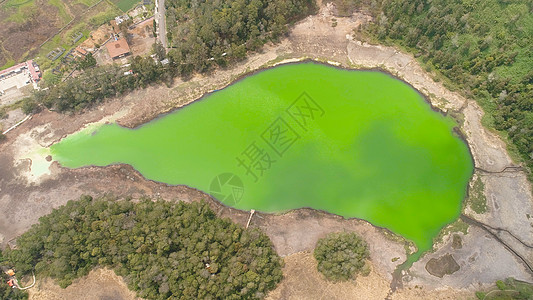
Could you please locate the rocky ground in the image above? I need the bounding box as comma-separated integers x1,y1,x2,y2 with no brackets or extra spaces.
0,2,532,299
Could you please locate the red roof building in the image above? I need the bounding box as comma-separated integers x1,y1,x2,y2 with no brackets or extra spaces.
26,60,41,82
76,46,88,56
106,38,131,59
0,62,26,79
0,60,40,82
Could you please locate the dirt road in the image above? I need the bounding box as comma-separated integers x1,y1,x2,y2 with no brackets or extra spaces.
156,0,167,49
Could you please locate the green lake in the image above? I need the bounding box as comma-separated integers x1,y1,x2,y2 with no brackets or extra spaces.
51,62,473,258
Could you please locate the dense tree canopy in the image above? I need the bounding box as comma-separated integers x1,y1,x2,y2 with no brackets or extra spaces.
362,0,533,178
33,56,169,112
165,0,315,75
4,196,283,299
76,53,97,71
314,232,369,281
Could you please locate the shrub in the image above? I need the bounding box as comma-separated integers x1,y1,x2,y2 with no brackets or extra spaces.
314,232,369,281
21,98,38,114
496,280,506,290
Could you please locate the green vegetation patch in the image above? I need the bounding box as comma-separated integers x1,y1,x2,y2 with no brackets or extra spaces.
476,278,533,300
314,232,370,281
47,0,72,24
433,219,469,247
465,176,488,214
4,196,283,299
3,0,38,23
115,0,138,12
0,58,15,70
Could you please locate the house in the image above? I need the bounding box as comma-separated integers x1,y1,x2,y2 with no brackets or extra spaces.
26,60,41,82
76,46,88,56
106,38,131,59
0,60,41,83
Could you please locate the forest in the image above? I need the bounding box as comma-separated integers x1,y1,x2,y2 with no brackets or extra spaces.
3,196,283,299
164,0,315,74
362,0,533,177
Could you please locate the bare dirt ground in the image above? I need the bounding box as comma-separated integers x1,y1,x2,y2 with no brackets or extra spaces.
80,24,114,50
266,252,474,300
0,0,62,67
29,268,139,300
129,22,154,57
0,1,532,299
0,108,25,132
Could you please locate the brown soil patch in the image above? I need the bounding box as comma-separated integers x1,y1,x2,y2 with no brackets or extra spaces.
29,268,139,300
81,24,114,49
0,0,62,65
425,254,460,278
129,23,154,56
266,252,390,300
266,252,474,300
391,287,473,300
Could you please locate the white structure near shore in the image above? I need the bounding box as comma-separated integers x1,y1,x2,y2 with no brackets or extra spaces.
0,60,42,106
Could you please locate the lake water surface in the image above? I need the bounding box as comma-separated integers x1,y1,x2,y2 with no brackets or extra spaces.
51,62,473,258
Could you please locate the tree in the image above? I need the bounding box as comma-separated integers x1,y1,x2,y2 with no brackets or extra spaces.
4,196,283,299
314,232,369,281
76,53,97,70
21,98,39,114
119,19,133,43
152,41,166,61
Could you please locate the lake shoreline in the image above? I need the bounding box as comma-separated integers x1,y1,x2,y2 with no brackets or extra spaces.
1,2,531,299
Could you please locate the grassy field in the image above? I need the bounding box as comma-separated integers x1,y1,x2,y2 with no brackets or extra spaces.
3,0,36,23
115,0,138,12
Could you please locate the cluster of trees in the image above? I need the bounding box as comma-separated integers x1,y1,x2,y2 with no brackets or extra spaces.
313,232,369,281
76,53,97,71
362,0,533,177
0,279,27,299
21,0,315,113
28,56,172,112
165,0,316,75
329,0,362,17
3,196,283,299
